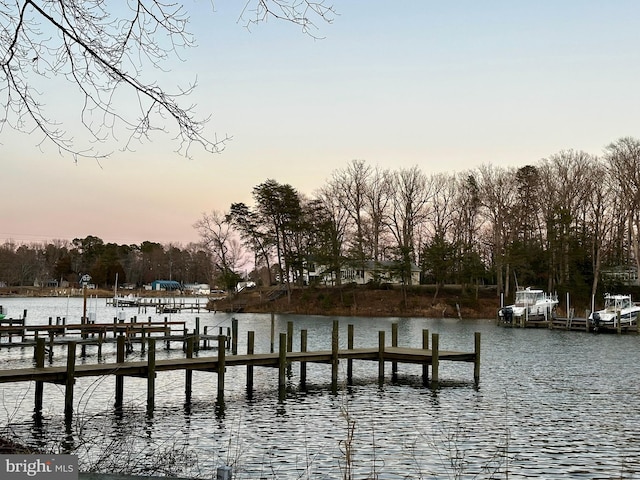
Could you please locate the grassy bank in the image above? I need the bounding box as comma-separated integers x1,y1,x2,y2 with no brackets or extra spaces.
213,284,501,319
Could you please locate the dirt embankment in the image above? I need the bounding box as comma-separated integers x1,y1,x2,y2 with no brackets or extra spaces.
213,285,500,319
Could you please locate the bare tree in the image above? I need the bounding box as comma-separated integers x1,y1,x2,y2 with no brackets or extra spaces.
363,165,392,262
1,1,334,159
538,150,596,290
604,137,640,281
475,164,518,297
313,183,351,285
194,210,246,289
331,159,372,269
386,165,432,286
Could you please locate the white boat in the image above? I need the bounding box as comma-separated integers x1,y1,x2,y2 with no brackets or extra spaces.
499,287,558,323
113,293,141,307
588,294,640,328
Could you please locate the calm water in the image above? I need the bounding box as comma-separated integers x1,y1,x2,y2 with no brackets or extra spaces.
1,296,639,479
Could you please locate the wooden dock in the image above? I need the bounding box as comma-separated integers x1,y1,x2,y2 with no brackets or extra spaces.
0,320,480,422
497,315,639,333
106,296,212,313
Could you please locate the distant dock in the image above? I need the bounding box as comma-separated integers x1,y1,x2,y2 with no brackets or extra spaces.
497,314,639,334
106,295,212,313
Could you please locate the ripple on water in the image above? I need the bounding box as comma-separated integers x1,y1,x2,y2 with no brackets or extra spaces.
2,301,640,478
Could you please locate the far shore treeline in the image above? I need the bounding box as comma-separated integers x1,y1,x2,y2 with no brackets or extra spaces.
2,137,640,301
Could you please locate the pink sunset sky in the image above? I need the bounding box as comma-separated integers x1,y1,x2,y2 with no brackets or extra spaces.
2,1,639,246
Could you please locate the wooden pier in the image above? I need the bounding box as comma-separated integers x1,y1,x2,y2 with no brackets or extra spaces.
106,296,211,314
0,320,480,422
497,314,639,333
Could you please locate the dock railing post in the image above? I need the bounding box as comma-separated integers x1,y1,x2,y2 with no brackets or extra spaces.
422,329,429,385
474,332,481,385
378,331,385,383
431,333,439,388
217,335,226,403
617,311,622,334
246,331,255,396
147,338,156,413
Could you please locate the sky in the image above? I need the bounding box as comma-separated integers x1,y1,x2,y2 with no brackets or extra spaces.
2,1,640,246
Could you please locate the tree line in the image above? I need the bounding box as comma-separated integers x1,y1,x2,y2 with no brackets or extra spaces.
2,137,639,299
0,236,215,291
197,137,640,300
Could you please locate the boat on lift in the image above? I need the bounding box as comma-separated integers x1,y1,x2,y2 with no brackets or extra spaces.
498,287,558,323
588,293,640,329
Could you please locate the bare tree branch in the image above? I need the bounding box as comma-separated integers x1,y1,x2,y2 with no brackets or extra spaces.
0,1,333,159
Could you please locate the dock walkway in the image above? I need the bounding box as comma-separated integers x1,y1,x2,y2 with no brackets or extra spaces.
0,320,480,424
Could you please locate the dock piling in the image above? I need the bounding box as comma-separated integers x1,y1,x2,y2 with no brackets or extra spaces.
64,341,76,424
147,338,156,413
378,331,385,382
431,333,439,387
115,336,125,409
300,329,307,387
392,323,398,380
217,335,226,402
331,320,339,392
246,331,255,395
422,329,429,384
185,336,194,403
35,338,45,413
474,332,481,385
347,324,354,383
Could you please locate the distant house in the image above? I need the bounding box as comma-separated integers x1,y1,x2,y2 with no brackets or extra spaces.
601,266,640,286
183,283,211,295
306,260,421,286
151,280,182,291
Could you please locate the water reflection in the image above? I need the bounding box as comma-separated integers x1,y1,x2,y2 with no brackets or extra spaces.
1,298,640,477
